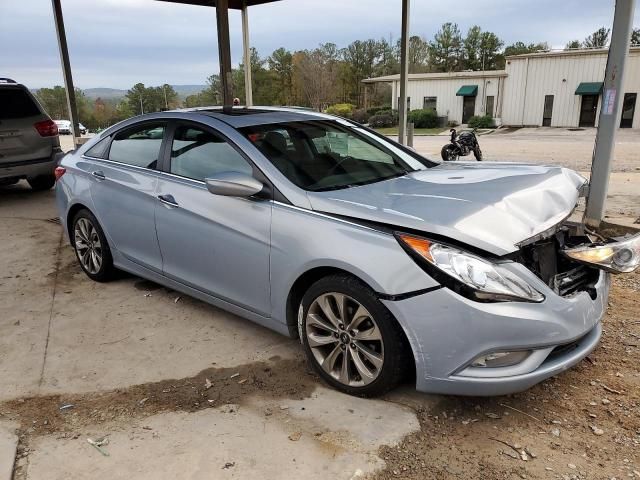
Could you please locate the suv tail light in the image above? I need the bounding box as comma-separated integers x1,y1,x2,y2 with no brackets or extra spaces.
34,119,58,137
54,166,66,181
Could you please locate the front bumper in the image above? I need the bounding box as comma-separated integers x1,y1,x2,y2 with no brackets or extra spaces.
383,269,610,396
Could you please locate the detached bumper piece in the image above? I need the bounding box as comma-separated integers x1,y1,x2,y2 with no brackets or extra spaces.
563,232,640,274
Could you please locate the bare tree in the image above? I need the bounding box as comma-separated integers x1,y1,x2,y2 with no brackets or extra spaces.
583,27,610,48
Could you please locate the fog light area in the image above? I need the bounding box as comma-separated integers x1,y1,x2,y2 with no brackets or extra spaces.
471,350,532,368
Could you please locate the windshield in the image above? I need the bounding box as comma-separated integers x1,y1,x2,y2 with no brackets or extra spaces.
240,120,432,191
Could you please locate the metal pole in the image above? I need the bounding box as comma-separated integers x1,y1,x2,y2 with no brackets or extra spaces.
241,1,253,106
397,0,410,145
51,0,81,145
407,122,414,148
584,0,636,227
216,0,233,108
140,94,144,115
163,85,168,109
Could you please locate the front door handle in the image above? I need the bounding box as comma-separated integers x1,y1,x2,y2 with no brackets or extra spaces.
91,170,106,180
157,194,179,208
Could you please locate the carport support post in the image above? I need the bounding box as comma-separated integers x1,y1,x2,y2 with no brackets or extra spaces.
397,0,410,145
216,0,233,107
241,1,253,106
51,0,81,146
585,0,636,227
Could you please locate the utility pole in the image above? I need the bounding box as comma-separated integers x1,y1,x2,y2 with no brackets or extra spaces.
163,85,168,110
584,0,636,227
139,94,144,115
397,0,410,145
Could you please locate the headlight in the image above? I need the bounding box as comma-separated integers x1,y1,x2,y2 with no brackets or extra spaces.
396,233,545,303
563,233,640,273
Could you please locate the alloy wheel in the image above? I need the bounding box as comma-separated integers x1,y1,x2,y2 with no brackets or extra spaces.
305,292,384,387
74,217,103,275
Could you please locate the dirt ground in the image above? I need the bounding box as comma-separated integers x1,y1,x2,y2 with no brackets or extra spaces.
374,270,640,480
0,129,638,479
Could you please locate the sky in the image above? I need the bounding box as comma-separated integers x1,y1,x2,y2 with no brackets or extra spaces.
1,0,638,89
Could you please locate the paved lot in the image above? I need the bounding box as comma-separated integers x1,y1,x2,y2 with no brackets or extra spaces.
0,130,638,479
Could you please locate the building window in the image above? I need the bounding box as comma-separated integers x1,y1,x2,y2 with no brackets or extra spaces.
620,93,636,128
485,96,495,117
542,95,554,127
423,96,437,112
397,97,411,112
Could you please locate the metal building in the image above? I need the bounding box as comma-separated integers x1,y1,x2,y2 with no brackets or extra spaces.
364,47,640,129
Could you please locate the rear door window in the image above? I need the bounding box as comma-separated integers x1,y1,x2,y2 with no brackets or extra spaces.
0,88,41,119
108,123,165,169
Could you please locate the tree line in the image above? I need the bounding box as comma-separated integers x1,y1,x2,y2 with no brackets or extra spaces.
35,24,640,130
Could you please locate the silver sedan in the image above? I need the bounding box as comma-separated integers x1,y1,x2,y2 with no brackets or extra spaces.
55,107,640,397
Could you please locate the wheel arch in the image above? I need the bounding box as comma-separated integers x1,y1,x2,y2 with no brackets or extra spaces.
285,267,414,364
66,202,92,241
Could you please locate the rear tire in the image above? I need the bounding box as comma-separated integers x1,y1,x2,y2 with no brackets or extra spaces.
28,174,56,191
71,209,116,282
441,145,458,161
299,274,409,397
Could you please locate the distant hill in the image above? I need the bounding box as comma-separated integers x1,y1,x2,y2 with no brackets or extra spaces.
83,88,127,100
82,84,206,100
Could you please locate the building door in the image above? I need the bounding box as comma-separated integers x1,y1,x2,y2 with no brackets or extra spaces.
462,96,475,123
579,95,598,127
620,93,636,128
542,95,554,126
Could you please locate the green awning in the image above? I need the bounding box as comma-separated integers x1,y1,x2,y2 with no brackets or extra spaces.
575,82,603,95
456,85,478,97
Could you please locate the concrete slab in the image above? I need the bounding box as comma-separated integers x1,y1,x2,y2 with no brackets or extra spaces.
26,387,419,480
38,245,298,397
0,216,60,401
0,421,18,480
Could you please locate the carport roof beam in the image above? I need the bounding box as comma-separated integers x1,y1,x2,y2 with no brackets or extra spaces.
156,0,281,107
157,0,279,8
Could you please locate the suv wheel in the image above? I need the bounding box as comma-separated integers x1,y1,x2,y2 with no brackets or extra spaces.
299,274,408,397
28,174,56,191
71,210,116,282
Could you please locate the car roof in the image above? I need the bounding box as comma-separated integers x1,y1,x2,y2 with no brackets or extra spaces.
172,106,334,128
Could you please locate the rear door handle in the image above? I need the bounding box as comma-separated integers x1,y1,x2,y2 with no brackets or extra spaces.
91,170,106,180
157,194,179,208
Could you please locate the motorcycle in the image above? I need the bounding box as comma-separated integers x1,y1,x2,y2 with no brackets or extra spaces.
440,128,482,161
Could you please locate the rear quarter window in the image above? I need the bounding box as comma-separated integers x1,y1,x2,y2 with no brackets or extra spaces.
0,88,41,119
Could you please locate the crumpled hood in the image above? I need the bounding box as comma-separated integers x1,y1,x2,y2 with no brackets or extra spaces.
306,162,586,256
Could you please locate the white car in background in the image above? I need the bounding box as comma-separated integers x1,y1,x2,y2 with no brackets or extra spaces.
54,120,87,135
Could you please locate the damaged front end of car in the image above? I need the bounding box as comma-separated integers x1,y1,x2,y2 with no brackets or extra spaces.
514,221,640,299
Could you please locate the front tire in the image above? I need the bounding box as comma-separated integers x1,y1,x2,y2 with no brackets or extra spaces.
473,147,483,161
28,174,56,191
299,274,408,397
71,209,116,282
441,145,458,161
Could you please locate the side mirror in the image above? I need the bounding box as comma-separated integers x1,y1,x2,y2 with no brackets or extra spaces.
205,172,263,198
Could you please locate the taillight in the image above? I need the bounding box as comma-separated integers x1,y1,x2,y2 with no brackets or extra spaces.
34,119,58,137
54,166,66,181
